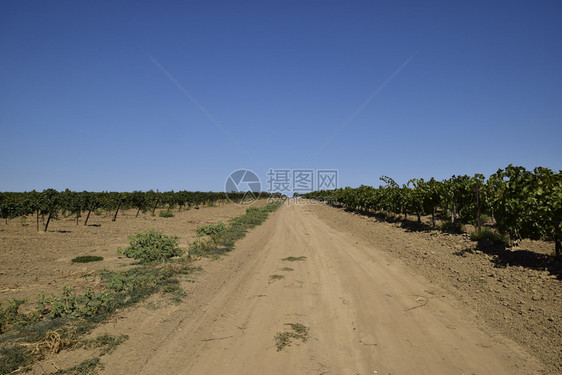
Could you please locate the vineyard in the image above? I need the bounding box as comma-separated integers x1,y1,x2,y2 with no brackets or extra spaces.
0,173,560,373
0,190,270,232
303,165,562,256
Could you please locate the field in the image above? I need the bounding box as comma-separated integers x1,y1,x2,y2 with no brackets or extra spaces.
1,199,560,374
0,202,264,303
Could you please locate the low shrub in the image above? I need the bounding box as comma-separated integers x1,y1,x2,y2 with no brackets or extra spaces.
158,210,174,218
189,202,281,258
196,222,227,237
0,299,38,334
118,230,183,263
0,345,32,374
440,220,465,233
0,256,196,375
274,323,309,351
37,286,111,319
71,256,103,263
470,227,509,246
77,333,129,356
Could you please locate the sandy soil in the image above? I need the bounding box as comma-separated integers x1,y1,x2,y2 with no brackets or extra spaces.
0,202,264,303
307,202,561,374
44,202,553,375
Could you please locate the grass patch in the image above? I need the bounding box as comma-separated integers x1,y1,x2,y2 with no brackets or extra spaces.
56,357,103,375
274,323,309,351
100,263,197,308
0,263,197,374
189,202,281,258
470,227,509,246
196,222,227,237
77,333,128,356
269,275,285,282
281,256,307,262
0,345,32,374
158,210,174,218
71,256,103,264
0,299,37,333
280,267,293,271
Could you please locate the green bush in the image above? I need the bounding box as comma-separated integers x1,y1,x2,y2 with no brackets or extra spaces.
196,222,227,237
479,214,491,224
440,220,464,233
118,230,183,263
189,202,281,258
37,286,110,319
71,256,103,263
470,227,509,245
0,345,32,374
0,299,38,333
158,210,174,218
188,239,215,258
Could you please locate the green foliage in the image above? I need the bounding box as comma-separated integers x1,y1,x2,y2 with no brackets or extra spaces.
194,222,229,256
0,345,32,374
0,264,196,373
101,264,196,308
196,222,227,237
274,323,309,351
0,260,196,374
0,200,281,373
304,165,561,255
439,220,465,233
189,202,281,258
77,333,129,356
0,299,39,333
188,239,215,258
470,228,509,245
118,230,183,263
56,357,103,375
488,165,562,247
158,210,174,218
281,256,307,262
71,256,103,263
37,286,111,319
0,189,277,231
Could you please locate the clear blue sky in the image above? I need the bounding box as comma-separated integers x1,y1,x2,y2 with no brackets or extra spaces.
1,0,561,192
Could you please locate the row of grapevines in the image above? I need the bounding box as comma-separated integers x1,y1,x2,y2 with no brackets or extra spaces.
0,190,259,232
303,165,561,256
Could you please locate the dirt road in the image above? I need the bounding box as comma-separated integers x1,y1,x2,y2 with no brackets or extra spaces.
99,203,543,374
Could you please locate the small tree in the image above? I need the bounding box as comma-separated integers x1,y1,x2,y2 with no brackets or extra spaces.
41,189,60,232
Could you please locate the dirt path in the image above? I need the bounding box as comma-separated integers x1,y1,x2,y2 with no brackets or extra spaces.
305,202,561,373
96,203,543,375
